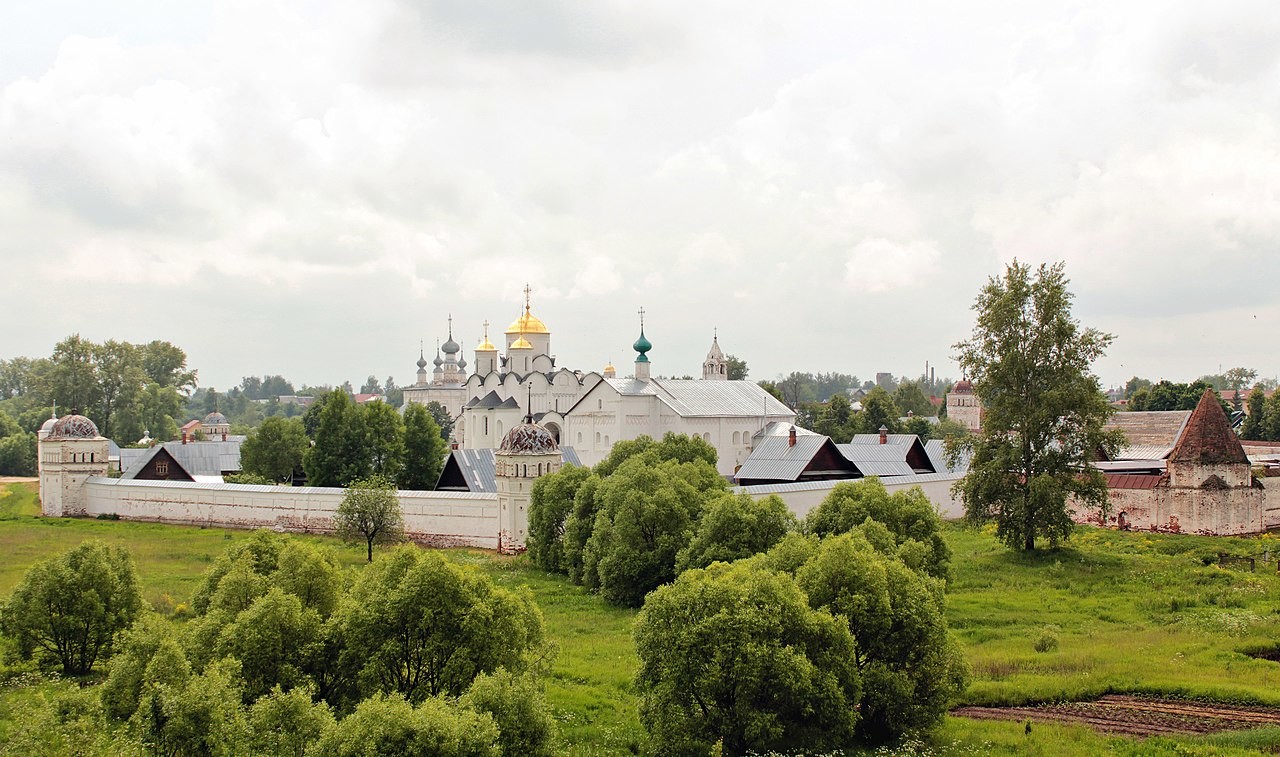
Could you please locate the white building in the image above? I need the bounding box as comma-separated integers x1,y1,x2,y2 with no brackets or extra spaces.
405,289,794,475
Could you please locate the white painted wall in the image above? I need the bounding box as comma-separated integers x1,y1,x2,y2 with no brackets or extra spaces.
736,475,966,521
78,478,501,549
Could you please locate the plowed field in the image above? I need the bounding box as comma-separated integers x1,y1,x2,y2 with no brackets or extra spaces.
952,695,1280,736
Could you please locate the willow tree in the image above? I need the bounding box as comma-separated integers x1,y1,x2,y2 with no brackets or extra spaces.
951,261,1124,551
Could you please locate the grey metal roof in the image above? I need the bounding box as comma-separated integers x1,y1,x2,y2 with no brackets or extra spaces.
849,433,922,446
442,446,585,493
847,460,916,477
120,440,243,480
651,379,793,418
836,443,909,463
752,421,820,442
1115,445,1174,461
923,439,970,475
736,436,839,482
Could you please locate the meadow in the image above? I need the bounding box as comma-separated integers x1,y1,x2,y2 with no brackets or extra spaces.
4,479,1280,755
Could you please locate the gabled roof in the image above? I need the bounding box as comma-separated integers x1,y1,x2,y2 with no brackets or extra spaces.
752,421,820,444
923,439,970,475
735,436,858,483
567,377,793,419
120,440,243,480
1168,389,1248,466
834,444,915,476
844,433,935,474
435,447,584,492
1105,410,1193,449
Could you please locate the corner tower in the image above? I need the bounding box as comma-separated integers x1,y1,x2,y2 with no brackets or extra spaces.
494,420,562,554
39,415,109,517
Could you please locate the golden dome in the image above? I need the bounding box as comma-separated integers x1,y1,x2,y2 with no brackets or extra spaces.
477,337,497,351
511,336,533,350
604,362,616,372
505,308,550,335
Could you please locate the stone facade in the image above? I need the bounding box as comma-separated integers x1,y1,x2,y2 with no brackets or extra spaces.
946,379,982,433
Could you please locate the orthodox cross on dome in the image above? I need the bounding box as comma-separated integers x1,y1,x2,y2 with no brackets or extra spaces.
483,320,489,340
448,313,453,337
524,283,533,313
638,306,646,328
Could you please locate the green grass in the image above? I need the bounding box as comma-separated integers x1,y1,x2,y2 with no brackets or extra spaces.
6,481,1280,754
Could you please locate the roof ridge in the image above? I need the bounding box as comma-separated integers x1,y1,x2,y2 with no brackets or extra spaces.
1168,389,1248,466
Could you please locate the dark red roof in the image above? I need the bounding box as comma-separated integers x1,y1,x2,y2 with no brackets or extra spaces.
1104,473,1162,490
1168,389,1248,466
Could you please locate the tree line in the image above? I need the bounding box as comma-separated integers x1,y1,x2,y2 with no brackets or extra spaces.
236,390,451,491
526,434,967,752
0,534,555,756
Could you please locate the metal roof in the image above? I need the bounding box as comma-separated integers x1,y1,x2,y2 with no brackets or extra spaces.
923,439,970,475
120,440,243,480
736,436,833,482
836,443,909,463
439,446,585,493
849,433,923,446
849,460,916,477
1112,444,1174,461
753,421,820,441
733,470,967,496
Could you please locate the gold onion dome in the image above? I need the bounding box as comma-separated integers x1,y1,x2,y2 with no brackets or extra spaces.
604,362,616,373
506,308,550,335
477,336,497,351
511,336,533,349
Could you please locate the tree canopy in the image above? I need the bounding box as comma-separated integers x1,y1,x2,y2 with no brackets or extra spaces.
334,475,405,562
951,261,1124,551
1,541,144,675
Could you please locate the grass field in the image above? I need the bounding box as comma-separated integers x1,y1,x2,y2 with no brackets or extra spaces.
5,480,1280,755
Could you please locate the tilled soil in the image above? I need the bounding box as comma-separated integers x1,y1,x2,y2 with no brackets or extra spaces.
952,695,1280,736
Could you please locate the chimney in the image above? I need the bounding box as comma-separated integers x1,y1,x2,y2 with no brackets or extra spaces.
222,432,228,442
879,425,888,444
788,426,797,448
182,432,188,445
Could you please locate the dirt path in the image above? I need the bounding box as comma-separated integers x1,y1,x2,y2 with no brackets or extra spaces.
952,695,1280,736
0,477,36,484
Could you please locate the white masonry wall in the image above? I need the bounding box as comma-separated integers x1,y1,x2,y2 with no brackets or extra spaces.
80,477,500,549
735,474,966,521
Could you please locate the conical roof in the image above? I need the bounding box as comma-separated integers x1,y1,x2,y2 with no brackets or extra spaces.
1168,389,1248,466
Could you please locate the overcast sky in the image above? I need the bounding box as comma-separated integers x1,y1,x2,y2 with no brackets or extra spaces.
3,1,1278,393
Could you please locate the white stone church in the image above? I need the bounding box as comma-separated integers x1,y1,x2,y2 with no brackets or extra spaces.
402,290,794,476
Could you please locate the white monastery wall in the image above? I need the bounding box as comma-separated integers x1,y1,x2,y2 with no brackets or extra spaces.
78,478,500,549
736,474,965,521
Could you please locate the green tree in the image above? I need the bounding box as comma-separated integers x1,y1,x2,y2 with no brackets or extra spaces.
1263,391,1280,442
795,533,968,743
304,390,369,487
214,588,323,701
334,475,404,562
1,541,144,675
893,380,934,418
0,431,36,476
853,386,900,435
424,400,455,441
246,686,334,757
241,417,309,483
42,334,100,416
337,546,545,701
139,340,198,393
805,479,951,580
528,463,592,573
815,393,856,441
135,657,247,757
102,613,185,721
634,561,860,755
725,354,748,381
586,456,724,607
675,493,797,573
92,339,146,440
562,474,603,587
951,261,1124,551
361,400,405,482
401,402,448,490
461,669,556,757
308,692,500,757
1240,386,1267,441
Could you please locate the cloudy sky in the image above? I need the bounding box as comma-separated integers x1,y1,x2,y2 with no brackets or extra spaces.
3,1,1278,393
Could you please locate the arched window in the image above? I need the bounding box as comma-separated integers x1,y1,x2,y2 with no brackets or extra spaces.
595,432,601,445
703,432,711,443
577,432,582,444
732,431,740,445
484,417,489,435
497,421,503,436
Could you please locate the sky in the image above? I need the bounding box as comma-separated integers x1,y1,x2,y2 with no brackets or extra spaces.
2,1,1278,393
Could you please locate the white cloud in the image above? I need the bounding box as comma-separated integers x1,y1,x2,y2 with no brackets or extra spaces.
844,238,941,294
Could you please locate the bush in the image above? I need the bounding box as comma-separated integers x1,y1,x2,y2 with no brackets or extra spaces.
1034,626,1061,653
634,561,860,754
0,540,144,675
461,669,556,757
